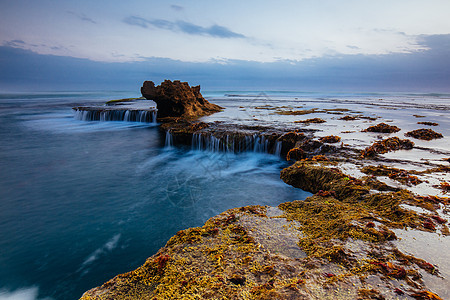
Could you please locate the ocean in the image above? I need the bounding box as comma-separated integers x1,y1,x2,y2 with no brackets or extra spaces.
1,90,449,299
0,91,310,300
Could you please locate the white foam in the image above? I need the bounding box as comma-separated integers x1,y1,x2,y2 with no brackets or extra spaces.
79,234,121,272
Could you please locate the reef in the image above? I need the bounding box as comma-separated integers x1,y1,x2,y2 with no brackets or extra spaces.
79,89,449,300
141,80,222,119
81,159,448,300
362,122,401,133
405,129,443,141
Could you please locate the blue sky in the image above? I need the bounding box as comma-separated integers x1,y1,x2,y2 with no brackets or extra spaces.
1,0,450,92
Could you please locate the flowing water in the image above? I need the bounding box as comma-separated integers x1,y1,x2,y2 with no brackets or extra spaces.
0,92,311,300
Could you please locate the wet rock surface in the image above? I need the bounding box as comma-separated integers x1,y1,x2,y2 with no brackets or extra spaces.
141,80,222,119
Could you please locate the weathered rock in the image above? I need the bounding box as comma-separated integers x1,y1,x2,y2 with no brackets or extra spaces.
141,80,222,119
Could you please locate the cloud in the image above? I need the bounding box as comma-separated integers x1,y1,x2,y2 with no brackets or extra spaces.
4,39,26,47
170,5,184,11
123,16,245,39
67,11,97,24
123,16,149,28
1,34,450,93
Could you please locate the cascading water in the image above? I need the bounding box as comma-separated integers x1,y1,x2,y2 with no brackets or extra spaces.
274,141,282,157
190,132,280,155
165,131,173,148
74,109,157,123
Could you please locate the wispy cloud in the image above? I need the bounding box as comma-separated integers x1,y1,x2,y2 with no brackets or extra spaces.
4,39,26,47
170,5,184,12
123,16,245,39
67,11,97,24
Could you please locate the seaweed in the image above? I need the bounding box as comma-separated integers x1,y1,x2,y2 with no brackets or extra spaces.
417,121,439,126
275,108,319,115
361,165,423,186
340,115,359,121
405,129,443,140
286,147,304,161
318,135,341,143
294,118,326,124
361,137,414,158
362,122,400,133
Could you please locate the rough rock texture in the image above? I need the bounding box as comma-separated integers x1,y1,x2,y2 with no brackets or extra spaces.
141,80,222,119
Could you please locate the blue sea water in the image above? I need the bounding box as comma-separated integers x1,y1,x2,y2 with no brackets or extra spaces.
0,92,311,300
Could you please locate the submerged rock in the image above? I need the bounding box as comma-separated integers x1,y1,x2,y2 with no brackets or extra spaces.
141,80,222,119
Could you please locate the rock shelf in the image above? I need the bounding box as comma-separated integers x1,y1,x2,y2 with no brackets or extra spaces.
79,83,449,300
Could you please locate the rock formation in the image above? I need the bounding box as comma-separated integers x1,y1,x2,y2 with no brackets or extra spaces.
141,80,222,119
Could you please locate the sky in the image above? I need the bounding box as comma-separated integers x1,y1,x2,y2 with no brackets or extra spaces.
1,0,450,92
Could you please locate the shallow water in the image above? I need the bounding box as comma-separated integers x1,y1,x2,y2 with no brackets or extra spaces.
0,92,310,300
202,91,450,164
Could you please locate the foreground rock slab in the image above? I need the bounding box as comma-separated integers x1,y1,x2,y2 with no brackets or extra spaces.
80,202,445,300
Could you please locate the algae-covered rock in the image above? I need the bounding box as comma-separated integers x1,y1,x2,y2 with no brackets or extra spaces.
319,135,341,143
361,137,414,158
80,160,446,300
362,122,401,133
294,118,326,124
405,128,443,141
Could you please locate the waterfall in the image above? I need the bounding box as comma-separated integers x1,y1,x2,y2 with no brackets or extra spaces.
274,141,282,157
191,132,278,155
165,131,173,148
74,109,157,123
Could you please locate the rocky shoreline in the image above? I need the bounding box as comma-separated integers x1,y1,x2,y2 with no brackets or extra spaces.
79,82,449,300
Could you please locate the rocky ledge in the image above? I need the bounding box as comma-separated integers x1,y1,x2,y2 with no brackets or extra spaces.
80,83,449,300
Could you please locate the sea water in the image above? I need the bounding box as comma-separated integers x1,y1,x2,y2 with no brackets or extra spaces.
0,92,311,300
1,91,449,300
